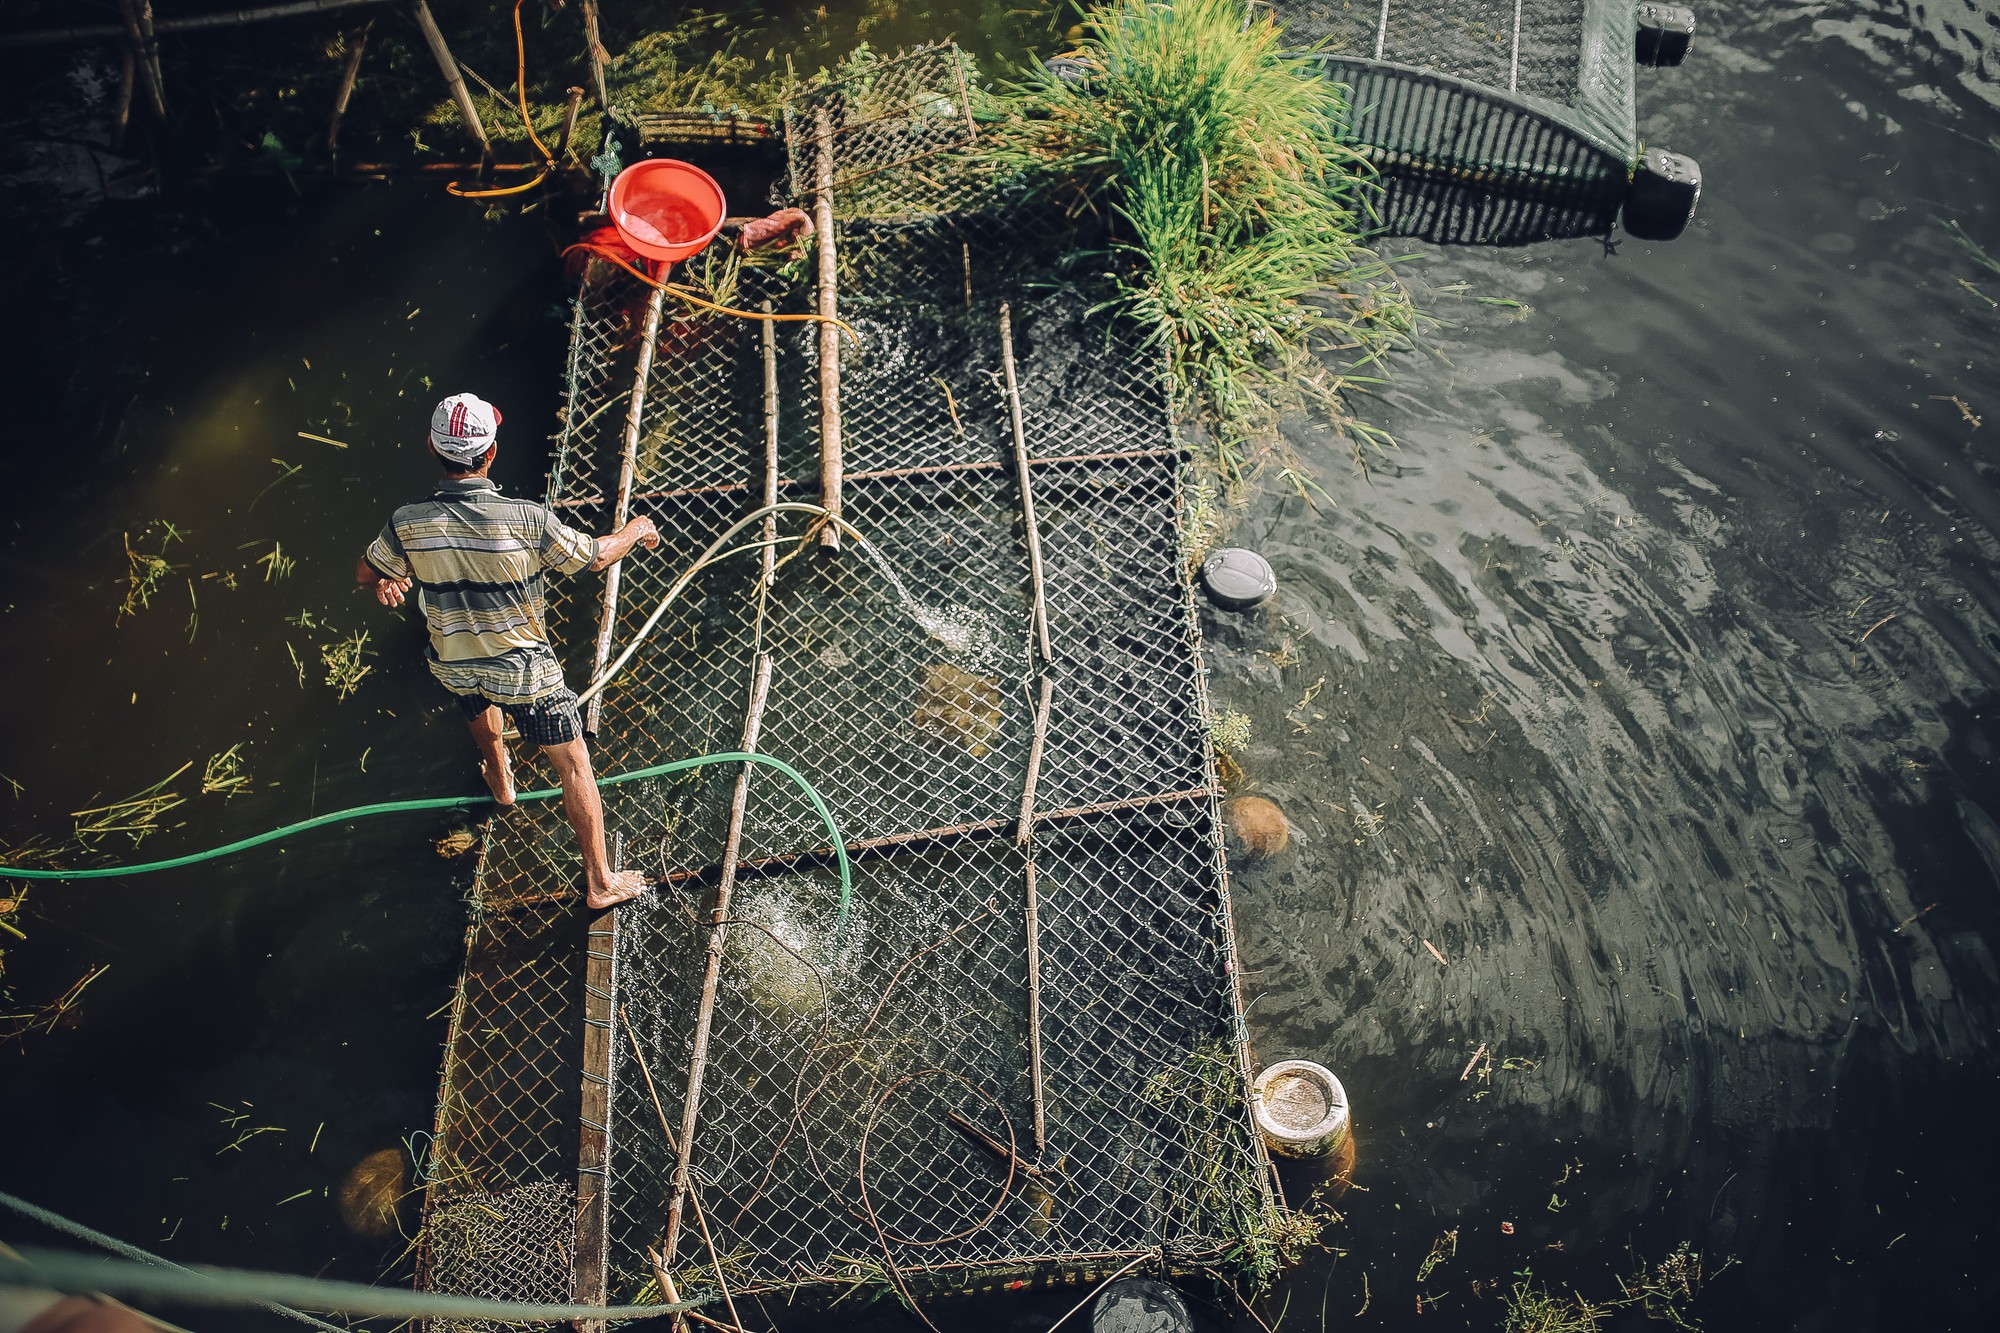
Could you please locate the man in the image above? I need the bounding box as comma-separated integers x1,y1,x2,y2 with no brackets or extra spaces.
356,392,659,909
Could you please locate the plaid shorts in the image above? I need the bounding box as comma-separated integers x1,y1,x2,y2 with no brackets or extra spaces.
453,686,584,747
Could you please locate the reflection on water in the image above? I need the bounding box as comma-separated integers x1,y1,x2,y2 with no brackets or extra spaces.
1210,3,2000,1327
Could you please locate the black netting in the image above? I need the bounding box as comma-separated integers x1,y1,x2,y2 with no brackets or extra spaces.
1278,1,1637,244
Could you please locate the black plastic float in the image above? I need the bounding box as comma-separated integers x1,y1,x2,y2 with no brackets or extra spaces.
1636,5,1697,68
1091,1278,1195,1333
1200,547,1277,611
1623,146,1703,241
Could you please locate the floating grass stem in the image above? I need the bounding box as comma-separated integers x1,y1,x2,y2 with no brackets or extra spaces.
201,745,252,800
72,763,193,847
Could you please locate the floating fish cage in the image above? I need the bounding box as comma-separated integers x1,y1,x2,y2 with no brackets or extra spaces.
1278,0,1703,243
415,45,1275,1327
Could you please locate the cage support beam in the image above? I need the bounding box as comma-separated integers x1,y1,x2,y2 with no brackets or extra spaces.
663,653,776,1272
410,0,489,156
762,302,782,587
325,19,371,156
0,0,391,46
579,0,610,112
813,106,844,549
1002,300,1058,1155
586,283,667,735
574,911,618,1328
117,0,166,120
999,303,1054,665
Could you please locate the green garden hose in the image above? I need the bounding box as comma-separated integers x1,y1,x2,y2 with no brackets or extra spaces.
0,753,852,924
0,500,880,922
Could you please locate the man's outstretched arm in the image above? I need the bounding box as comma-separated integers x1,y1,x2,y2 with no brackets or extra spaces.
587,516,661,572
356,556,413,607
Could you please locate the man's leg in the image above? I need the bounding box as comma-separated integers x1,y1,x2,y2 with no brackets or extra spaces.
541,737,647,909
464,701,516,806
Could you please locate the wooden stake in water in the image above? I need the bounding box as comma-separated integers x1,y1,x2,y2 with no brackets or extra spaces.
326,19,371,157
410,0,488,157
814,105,844,550
663,655,775,1272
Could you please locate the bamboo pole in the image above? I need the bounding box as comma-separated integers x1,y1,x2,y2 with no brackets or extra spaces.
409,0,488,156
1,0,391,47
325,19,371,157
117,0,166,120
555,85,585,161
586,283,668,736
579,0,611,112
762,302,781,588
999,302,1054,664
813,105,843,550
1001,299,1058,1158
662,654,776,1273
109,50,135,150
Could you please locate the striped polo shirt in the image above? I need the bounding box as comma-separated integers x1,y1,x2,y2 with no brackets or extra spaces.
365,477,600,704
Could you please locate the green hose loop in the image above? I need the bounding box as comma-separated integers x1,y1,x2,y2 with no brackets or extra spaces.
0,753,852,928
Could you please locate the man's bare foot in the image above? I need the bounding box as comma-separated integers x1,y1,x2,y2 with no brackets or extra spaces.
586,868,649,910
480,752,517,807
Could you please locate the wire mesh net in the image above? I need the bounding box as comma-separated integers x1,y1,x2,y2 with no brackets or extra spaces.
420,41,1273,1315
1278,0,1638,243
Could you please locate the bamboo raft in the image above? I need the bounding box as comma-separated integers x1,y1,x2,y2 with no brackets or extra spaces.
413,46,1276,1326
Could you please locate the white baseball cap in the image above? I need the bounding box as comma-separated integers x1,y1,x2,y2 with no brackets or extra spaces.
428,393,503,464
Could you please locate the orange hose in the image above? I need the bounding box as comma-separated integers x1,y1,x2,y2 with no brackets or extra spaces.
561,242,859,340
446,1,553,200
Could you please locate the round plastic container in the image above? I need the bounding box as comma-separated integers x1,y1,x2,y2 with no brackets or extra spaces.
609,159,728,264
1090,1277,1192,1333
1251,1059,1350,1159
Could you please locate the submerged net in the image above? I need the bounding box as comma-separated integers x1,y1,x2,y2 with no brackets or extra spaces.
419,42,1273,1315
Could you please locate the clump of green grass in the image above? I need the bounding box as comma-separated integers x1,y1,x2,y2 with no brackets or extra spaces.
201,745,252,800
983,0,1415,475
1503,1274,1606,1333
321,631,374,702
1208,708,1253,753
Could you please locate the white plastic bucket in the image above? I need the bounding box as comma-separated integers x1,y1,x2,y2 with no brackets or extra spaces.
1251,1059,1349,1159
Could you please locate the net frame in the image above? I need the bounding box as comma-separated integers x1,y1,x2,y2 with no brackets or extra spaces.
419,43,1277,1319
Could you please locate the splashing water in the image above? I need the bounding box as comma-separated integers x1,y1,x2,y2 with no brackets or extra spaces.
850,536,1004,669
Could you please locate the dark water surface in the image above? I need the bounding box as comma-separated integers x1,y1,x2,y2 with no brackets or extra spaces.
3,3,1999,1331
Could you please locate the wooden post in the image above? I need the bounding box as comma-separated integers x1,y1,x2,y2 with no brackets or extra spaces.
118,0,166,120
585,283,667,735
661,654,776,1272
580,0,611,112
556,85,585,161
574,899,619,1331
813,105,842,549
409,0,489,156
761,301,781,588
325,19,371,157
110,50,135,150
999,302,1054,664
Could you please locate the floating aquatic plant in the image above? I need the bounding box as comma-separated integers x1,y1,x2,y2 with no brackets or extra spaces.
321,630,374,702
201,744,252,800
981,0,1417,476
